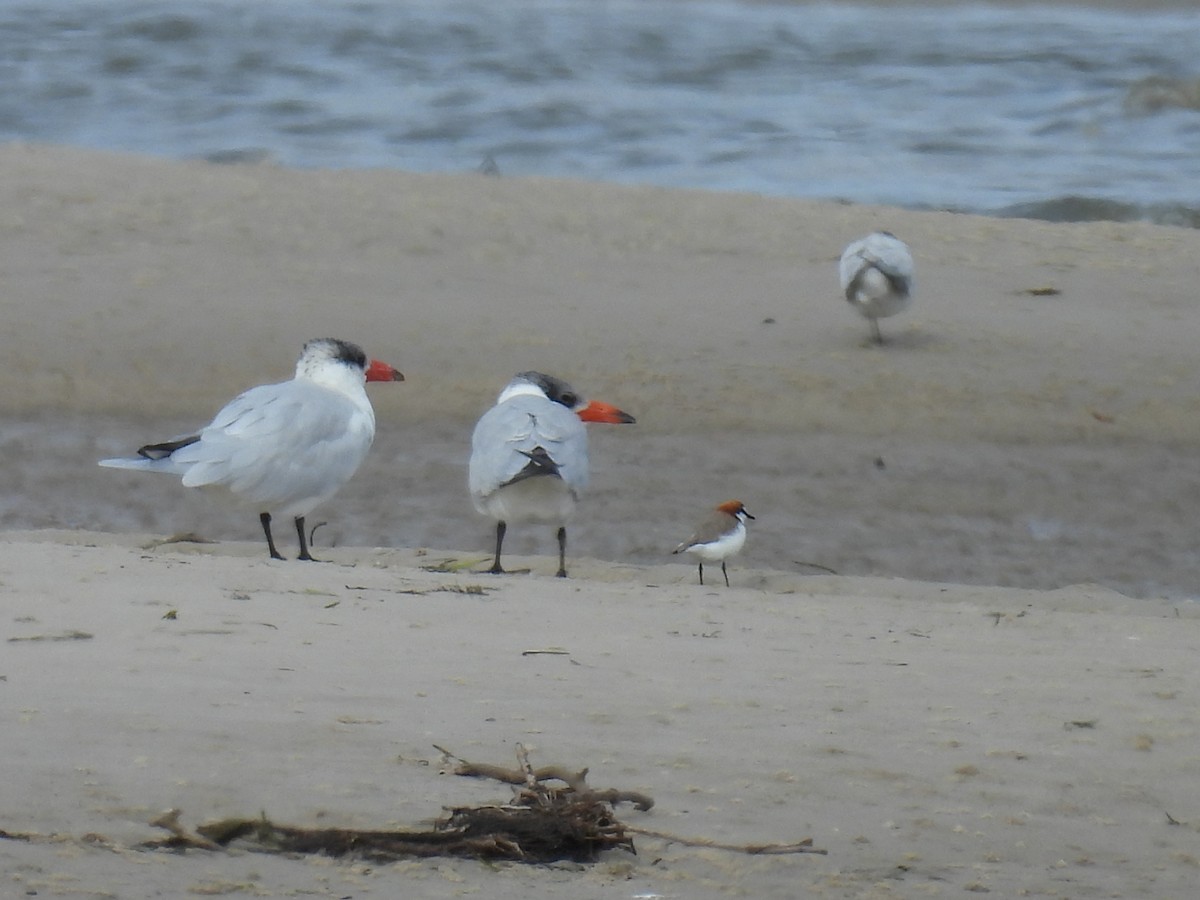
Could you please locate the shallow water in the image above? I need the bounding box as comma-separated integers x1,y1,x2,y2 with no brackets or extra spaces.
2,0,1199,224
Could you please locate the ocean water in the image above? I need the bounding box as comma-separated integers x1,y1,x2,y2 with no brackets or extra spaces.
2,0,1199,225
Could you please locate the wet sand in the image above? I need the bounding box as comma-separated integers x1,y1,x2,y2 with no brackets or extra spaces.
3,143,1200,597
2,143,1200,897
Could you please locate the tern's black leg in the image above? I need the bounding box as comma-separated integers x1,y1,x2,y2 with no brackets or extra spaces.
260,512,285,561
721,560,730,588
698,562,705,585
488,521,507,574
870,318,884,345
556,526,568,578
295,516,317,562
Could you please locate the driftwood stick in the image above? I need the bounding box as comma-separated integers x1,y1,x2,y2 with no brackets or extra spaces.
145,808,223,851
435,745,654,810
626,826,827,855
516,743,540,794
437,743,586,789
460,761,591,792
588,788,654,812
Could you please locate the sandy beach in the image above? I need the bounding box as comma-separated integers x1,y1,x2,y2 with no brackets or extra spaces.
3,142,1200,897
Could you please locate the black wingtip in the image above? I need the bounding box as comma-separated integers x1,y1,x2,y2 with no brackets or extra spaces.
137,435,200,460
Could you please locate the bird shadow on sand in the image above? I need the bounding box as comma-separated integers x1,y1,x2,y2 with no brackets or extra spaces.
852,327,943,351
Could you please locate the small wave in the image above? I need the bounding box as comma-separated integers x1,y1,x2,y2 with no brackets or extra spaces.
996,195,1200,229
125,13,204,43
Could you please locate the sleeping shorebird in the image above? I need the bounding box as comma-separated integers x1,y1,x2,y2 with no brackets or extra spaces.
98,338,404,561
838,231,914,344
672,500,755,587
468,371,635,578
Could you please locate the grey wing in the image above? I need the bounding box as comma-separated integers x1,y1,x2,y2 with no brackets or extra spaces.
867,233,913,283
839,237,869,293
840,234,914,290
672,531,698,554
469,397,588,501
672,509,720,554
842,233,913,291
175,382,373,511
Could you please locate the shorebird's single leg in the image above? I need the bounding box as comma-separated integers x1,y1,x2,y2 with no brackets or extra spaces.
556,526,568,578
489,521,507,574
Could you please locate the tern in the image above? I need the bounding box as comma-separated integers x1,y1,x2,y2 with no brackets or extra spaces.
673,500,755,587
468,371,635,578
839,231,914,344
99,337,404,561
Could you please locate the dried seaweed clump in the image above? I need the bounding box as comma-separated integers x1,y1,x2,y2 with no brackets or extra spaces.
144,746,642,863
3,744,823,864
